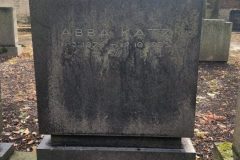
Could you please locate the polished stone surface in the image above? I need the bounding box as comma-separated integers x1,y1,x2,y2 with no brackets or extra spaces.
30,0,203,137
51,135,182,148
37,135,196,160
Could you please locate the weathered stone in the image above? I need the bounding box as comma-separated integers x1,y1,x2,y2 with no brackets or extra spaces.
0,7,22,57
0,0,30,23
213,142,234,160
204,0,220,19
31,0,203,160
30,0,203,137
200,19,232,62
38,136,196,160
230,10,240,32
233,92,240,159
9,151,36,160
0,144,14,160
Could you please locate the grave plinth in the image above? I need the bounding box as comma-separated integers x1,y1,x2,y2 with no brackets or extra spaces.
0,7,21,58
200,19,232,62
30,0,203,159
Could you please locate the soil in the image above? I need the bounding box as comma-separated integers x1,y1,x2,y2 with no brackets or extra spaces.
0,25,240,159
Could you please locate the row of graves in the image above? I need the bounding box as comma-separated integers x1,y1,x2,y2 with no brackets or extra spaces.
0,0,239,159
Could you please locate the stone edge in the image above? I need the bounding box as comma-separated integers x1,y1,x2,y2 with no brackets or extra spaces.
38,135,196,153
0,143,14,160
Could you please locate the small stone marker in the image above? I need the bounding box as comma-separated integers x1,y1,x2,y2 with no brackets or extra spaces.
200,19,232,62
0,82,14,160
30,0,203,160
230,10,240,32
0,7,21,57
233,92,240,159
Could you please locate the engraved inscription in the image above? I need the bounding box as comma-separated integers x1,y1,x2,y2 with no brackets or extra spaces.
61,27,173,60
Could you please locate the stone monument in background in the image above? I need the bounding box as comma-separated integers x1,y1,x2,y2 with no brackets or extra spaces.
200,19,232,62
0,0,30,23
0,7,22,58
230,10,240,32
204,0,220,19
30,0,203,160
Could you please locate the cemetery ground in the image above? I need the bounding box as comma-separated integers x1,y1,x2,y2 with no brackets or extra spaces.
0,25,240,160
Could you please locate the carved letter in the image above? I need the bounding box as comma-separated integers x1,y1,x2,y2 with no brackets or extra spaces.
122,28,129,37
87,29,95,37
134,29,144,37
100,30,109,37
75,29,83,37
62,28,70,35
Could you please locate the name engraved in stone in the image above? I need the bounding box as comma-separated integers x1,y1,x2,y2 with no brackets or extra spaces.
61,27,173,59
61,28,173,39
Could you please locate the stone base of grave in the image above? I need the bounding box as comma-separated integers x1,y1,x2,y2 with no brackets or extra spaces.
0,143,14,160
37,135,196,160
0,45,22,58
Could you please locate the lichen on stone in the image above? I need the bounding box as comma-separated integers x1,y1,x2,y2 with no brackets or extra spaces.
216,142,233,160
0,47,8,54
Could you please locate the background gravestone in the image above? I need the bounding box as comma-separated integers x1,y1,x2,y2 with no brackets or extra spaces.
0,0,30,23
0,7,22,57
30,0,203,160
230,10,240,32
205,0,220,19
200,19,232,62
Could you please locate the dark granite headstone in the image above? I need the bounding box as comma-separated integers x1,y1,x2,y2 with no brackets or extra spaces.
230,10,240,32
30,0,203,159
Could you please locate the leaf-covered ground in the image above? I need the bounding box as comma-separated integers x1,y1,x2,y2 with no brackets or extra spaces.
0,25,240,159
194,33,240,159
